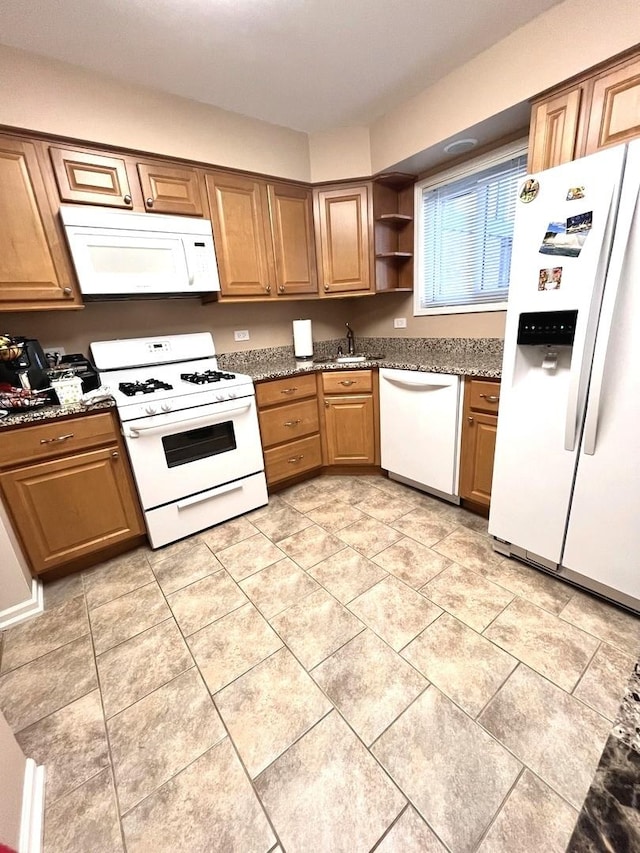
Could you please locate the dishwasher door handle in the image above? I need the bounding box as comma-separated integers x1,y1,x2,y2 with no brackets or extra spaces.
383,375,456,390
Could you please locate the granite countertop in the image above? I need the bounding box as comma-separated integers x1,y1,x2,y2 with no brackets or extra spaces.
0,397,116,430
218,336,504,382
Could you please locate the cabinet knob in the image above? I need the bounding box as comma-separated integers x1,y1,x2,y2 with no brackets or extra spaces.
467,417,474,424
324,401,330,408
278,285,285,293
123,194,132,205
111,451,119,459
63,287,73,296
146,198,154,208
324,284,330,292
265,284,272,294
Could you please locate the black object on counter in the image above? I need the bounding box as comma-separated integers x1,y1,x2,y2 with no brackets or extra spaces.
0,337,51,391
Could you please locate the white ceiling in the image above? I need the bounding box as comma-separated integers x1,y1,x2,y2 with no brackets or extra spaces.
2,0,564,134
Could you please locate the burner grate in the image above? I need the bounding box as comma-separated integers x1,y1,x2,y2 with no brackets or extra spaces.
180,370,236,385
119,378,174,397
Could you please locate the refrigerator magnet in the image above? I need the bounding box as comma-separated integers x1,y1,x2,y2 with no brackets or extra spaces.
539,267,562,291
519,178,539,203
566,186,585,200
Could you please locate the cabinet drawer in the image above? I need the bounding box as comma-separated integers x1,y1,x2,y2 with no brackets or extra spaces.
322,370,372,395
0,412,117,468
259,398,319,448
468,380,501,414
256,374,317,407
264,434,323,484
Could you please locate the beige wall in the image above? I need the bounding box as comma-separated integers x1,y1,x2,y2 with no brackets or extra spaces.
370,0,640,172
309,127,372,182
0,45,310,181
4,298,352,358
0,711,26,850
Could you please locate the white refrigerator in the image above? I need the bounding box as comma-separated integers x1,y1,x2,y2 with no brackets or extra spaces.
489,140,640,612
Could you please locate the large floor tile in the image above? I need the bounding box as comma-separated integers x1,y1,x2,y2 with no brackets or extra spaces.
348,576,441,651
373,687,521,853
365,476,424,503
89,581,170,655
473,558,572,615
122,738,275,853
560,590,640,655
573,642,636,721
0,635,97,732
372,537,450,589
376,806,447,852
216,532,285,581
43,573,84,612
108,668,225,813
422,564,513,631
199,515,258,552
255,711,405,853
277,524,345,569
402,614,517,718
240,557,319,618
433,526,504,572
354,490,415,523
479,665,611,808
43,768,123,853
391,506,458,548
312,630,427,745
484,597,599,692
311,476,384,507
167,570,247,635
337,516,403,558
270,588,364,669
308,547,387,604
279,480,328,512
251,503,314,542
188,603,283,695
97,619,192,718
16,690,108,807
151,540,222,594
83,549,154,610
215,646,331,777
1,595,88,673
478,769,577,853
306,499,367,532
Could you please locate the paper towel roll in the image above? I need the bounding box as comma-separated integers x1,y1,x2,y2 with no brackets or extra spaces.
293,319,313,359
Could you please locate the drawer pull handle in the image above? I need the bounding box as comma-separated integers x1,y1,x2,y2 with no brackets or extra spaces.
467,417,474,424
287,454,304,464
39,433,74,445
340,380,356,386
479,394,500,403
283,419,302,427
281,388,297,395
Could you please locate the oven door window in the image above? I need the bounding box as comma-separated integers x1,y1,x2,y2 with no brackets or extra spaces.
161,420,237,468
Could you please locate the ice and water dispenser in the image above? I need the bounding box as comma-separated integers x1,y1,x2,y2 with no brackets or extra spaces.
517,310,578,371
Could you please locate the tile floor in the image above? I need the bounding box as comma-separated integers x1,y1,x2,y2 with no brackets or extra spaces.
1,473,639,852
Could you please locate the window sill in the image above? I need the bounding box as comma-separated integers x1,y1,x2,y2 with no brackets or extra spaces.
414,301,508,317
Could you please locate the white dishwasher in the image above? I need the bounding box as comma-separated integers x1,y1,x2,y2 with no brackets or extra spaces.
379,368,462,502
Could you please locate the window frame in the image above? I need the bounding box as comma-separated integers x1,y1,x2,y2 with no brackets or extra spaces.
413,139,528,317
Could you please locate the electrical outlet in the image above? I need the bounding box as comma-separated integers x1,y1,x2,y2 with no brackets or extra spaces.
233,330,250,342
393,318,407,329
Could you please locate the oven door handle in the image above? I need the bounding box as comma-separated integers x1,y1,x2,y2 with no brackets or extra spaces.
124,402,252,438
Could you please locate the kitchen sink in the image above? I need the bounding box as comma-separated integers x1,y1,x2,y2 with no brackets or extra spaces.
313,354,384,364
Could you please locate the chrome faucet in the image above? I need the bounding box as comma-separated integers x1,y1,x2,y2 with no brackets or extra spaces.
345,323,355,355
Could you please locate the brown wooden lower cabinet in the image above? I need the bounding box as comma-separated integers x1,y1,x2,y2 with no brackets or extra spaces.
0,411,144,574
322,394,376,465
459,377,501,508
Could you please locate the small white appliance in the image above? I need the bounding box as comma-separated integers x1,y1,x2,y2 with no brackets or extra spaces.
60,206,220,297
489,141,640,611
379,368,462,502
92,333,267,548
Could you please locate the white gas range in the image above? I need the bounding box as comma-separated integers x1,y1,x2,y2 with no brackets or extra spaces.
91,333,267,549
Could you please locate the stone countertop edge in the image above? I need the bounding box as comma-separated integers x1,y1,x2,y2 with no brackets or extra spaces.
0,397,117,430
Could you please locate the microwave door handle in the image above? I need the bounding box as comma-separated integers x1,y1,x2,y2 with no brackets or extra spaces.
124,402,252,438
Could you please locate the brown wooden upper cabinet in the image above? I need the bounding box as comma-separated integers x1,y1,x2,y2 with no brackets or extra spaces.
0,135,80,310
528,47,640,173
49,146,206,216
314,185,372,295
205,171,317,299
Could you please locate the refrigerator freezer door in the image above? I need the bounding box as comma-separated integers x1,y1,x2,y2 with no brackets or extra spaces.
489,145,626,564
561,142,640,606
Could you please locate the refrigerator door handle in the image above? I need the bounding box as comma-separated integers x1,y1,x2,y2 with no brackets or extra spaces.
583,182,639,456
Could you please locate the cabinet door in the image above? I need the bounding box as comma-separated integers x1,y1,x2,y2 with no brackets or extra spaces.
0,136,79,308
585,55,640,153
137,163,204,216
49,147,135,208
0,446,143,574
459,411,498,507
205,173,272,297
528,88,583,173
323,394,375,465
315,186,371,294
267,183,317,295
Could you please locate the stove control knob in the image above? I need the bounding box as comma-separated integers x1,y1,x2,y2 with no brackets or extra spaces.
161,403,172,413
228,392,237,399
216,394,224,402
145,405,157,415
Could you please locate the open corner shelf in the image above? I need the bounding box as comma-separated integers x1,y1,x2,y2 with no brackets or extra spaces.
375,213,413,224
375,252,413,259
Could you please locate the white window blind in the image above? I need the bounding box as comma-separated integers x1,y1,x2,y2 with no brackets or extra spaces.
415,148,527,314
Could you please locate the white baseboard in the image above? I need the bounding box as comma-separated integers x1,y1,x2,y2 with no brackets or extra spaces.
0,580,44,630
19,759,46,853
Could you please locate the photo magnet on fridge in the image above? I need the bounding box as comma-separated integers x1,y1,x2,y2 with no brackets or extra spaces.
566,186,585,200
539,211,592,258
539,267,563,291
519,178,540,203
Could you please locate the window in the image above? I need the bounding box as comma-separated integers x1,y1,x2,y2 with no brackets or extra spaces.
414,142,527,315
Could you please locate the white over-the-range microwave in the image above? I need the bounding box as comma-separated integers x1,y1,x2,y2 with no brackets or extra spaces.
59,206,221,297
